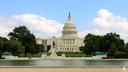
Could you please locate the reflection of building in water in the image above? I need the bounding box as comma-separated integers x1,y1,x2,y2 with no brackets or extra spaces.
36,13,84,52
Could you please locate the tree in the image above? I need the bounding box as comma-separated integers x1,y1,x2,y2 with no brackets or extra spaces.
102,33,124,52
79,46,85,52
8,26,37,57
107,43,117,57
123,43,128,52
35,44,44,53
83,33,102,55
3,39,24,56
0,37,8,57
83,33,125,56
83,33,94,55
0,36,24,57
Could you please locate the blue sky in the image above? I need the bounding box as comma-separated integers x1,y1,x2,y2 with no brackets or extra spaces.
0,0,128,41
0,0,127,29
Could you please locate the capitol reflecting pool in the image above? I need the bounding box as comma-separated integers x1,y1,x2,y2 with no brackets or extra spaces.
0,59,128,67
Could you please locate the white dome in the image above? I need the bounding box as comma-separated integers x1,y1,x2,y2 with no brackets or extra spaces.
62,13,77,38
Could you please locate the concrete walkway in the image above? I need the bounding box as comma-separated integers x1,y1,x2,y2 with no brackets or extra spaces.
0,67,126,72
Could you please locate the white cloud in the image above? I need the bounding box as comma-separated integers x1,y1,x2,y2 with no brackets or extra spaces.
80,9,128,42
1,10,128,42
92,9,113,29
0,14,63,39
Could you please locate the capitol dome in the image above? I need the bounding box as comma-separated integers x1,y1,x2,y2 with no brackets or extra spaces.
62,13,77,38
36,13,84,52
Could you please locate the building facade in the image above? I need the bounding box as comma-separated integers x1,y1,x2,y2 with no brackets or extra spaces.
36,13,84,52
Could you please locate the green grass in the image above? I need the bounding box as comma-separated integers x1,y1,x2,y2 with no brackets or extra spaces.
64,52,87,57
19,53,42,57
18,52,89,57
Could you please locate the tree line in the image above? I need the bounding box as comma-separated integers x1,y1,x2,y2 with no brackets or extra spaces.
0,26,44,57
80,33,128,58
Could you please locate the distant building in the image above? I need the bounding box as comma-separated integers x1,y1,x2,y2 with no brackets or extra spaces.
36,38,43,44
36,13,84,52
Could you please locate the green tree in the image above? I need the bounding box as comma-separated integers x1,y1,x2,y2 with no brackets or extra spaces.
83,33,94,55
79,46,85,52
0,37,24,57
35,44,44,53
8,26,37,57
102,33,124,52
83,33,102,55
83,33,124,56
123,43,128,52
0,37,8,57
3,39,24,56
107,43,117,57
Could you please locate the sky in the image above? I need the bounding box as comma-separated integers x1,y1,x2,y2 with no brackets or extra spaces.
0,0,128,42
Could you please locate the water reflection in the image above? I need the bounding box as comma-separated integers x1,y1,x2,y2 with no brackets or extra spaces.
0,60,128,67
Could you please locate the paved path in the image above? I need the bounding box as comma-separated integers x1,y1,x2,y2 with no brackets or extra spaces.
0,68,127,72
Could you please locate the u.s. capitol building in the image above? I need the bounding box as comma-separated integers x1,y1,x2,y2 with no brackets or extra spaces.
36,13,84,52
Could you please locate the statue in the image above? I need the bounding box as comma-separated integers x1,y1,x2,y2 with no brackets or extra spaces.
53,41,55,47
